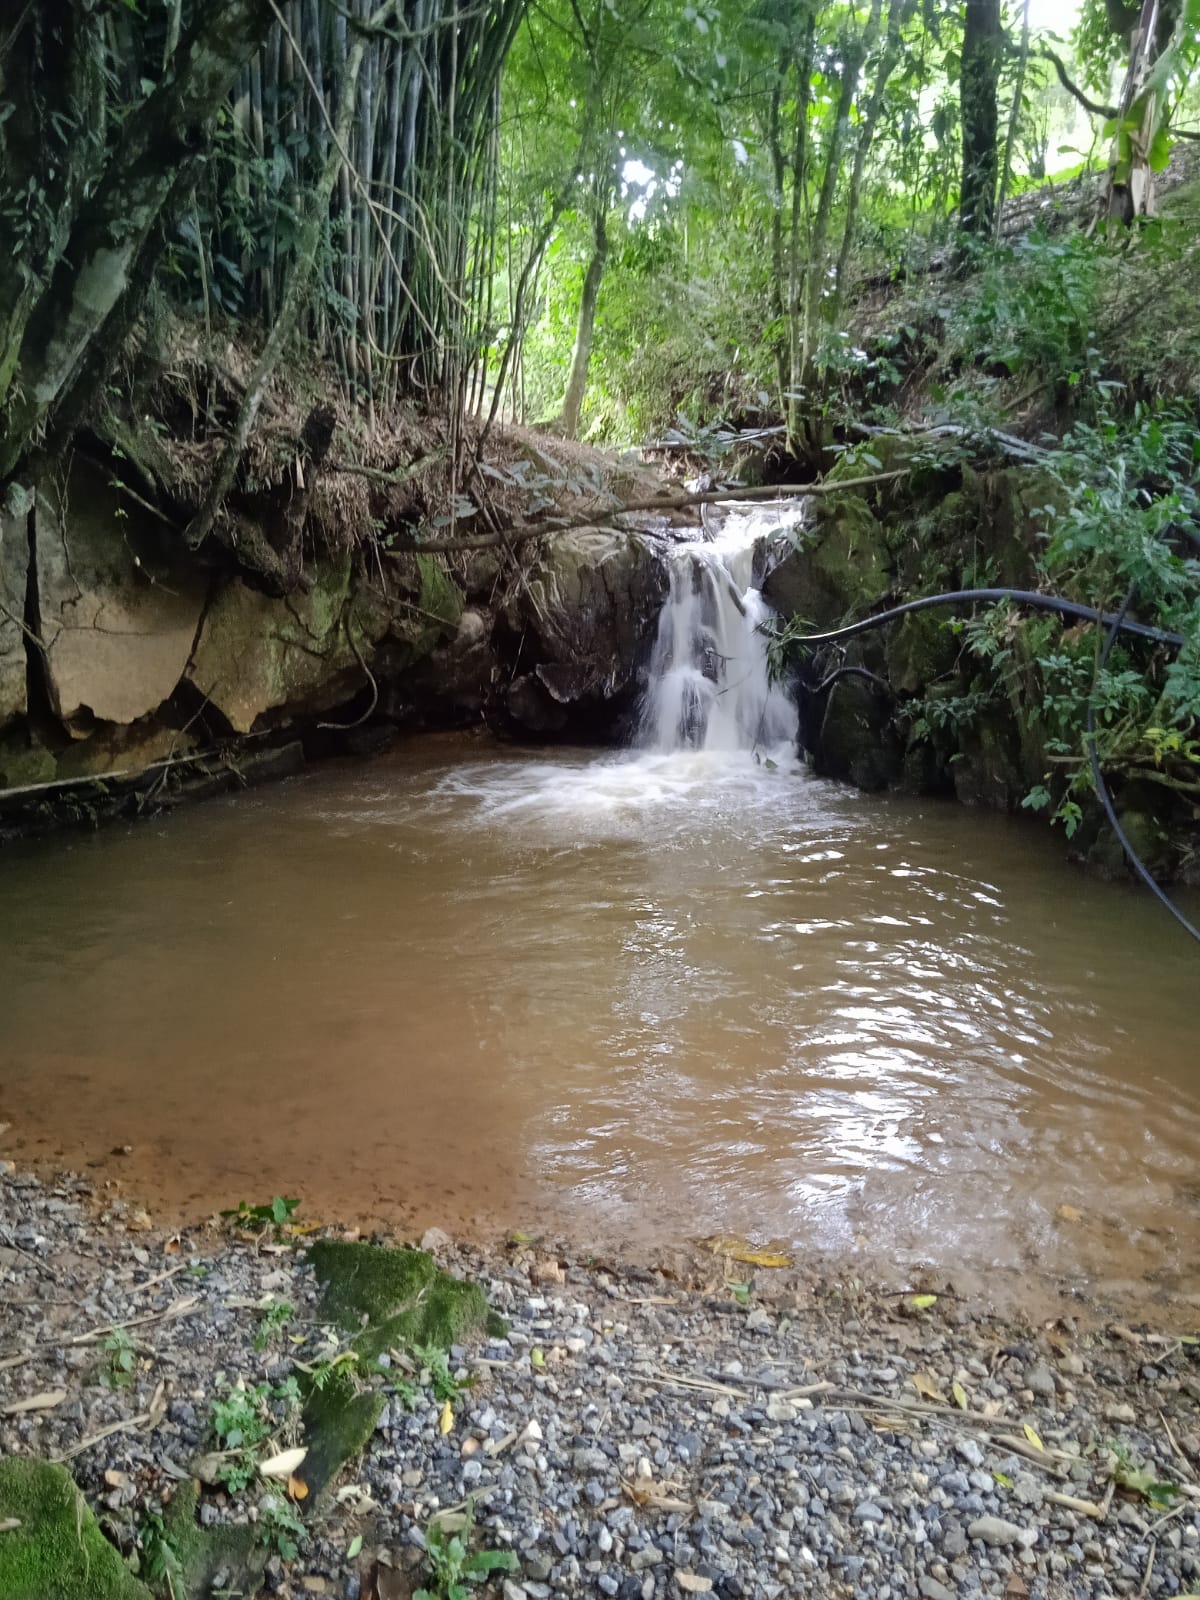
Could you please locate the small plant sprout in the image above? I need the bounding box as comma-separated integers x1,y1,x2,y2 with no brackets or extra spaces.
102,1327,138,1388
254,1298,295,1351
414,1504,517,1600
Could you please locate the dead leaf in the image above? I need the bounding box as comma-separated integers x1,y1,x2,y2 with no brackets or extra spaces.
1057,1204,1082,1223
1023,1423,1045,1451
699,1234,793,1269
288,1475,309,1501
260,1447,308,1480
163,1237,181,1255
677,1576,714,1594
439,1400,454,1435
2,1390,67,1416
952,1380,969,1410
0,1519,21,1533
127,1210,153,1232
912,1372,946,1403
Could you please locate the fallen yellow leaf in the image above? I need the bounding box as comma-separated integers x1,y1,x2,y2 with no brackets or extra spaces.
1023,1423,1045,1451
1057,1204,1082,1223
439,1400,454,1436
699,1235,793,1269
287,1475,308,1501
908,1293,938,1311
912,1372,946,1403
952,1380,968,1411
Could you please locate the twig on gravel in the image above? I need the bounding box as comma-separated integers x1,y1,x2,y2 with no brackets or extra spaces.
1,1389,67,1416
1044,1487,1110,1519
0,1352,35,1373
1159,1408,1198,1483
68,1295,200,1345
127,1261,192,1298
52,1412,152,1463
1138,1538,1157,1598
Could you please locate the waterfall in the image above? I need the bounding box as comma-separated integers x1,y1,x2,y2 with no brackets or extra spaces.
639,503,802,756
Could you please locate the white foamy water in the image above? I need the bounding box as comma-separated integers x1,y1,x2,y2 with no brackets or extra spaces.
432,502,808,835
639,503,802,758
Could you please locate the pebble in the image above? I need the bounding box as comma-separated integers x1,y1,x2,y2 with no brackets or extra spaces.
3,1171,1200,1600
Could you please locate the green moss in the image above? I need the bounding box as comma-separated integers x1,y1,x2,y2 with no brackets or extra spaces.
309,1239,438,1327
309,1239,490,1353
0,1458,151,1600
761,493,890,627
297,1371,384,1499
416,554,464,630
159,1481,265,1600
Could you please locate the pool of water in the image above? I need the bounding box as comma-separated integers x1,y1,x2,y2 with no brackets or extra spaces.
1,734,1197,1298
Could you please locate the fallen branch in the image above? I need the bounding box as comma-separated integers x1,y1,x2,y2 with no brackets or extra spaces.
384,470,908,555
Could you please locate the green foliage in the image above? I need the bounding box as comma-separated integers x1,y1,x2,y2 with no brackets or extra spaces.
101,1328,137,1389
411,1343,467,1404
254,1299,295,1353
221,1196,301,1232
414,1508,518,1600
136,1509,184,1596
258,1493,307,1563
209,1377,302,1494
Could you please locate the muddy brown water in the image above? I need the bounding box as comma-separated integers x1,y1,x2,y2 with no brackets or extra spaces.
1,733,1198,1300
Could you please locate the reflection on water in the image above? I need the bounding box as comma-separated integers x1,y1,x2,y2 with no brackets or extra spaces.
0,735,1197,1294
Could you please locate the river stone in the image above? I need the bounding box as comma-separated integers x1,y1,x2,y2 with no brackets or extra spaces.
968,1515,1031,1548
0,494,29,732
500,527,668,732
760,493,889,629
32,461,207,730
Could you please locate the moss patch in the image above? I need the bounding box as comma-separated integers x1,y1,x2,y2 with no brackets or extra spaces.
301,1241,492,1498
160,1480,266,1600
308,1240,491,1351
0,1458,151,1600
297,1371,384,1499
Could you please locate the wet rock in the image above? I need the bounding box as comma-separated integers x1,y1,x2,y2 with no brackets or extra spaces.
499,528,668,737
760,493,889,628
186,557,367,734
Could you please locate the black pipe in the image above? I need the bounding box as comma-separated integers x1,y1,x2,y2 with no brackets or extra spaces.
785,589,1185,651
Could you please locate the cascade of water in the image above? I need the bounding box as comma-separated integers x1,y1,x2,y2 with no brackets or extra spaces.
639,504,802,756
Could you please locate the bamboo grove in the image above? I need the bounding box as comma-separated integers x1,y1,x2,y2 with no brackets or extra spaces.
0,0,522,492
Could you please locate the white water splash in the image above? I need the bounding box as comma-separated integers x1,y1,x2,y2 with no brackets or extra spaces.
639,502,802,757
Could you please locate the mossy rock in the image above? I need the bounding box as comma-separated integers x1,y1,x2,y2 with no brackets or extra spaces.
808,674,902,792
886,610,960,695
952,711,1026,810
761,493,890,628
0,1457,151,1600
309,1240,490,1353
300,1241,492,1499
296,1370,384,1500
160,1480,266,1600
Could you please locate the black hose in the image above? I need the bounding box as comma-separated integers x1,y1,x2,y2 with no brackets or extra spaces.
789,585,1200,947
1086,586,1200,945
786,589,1185,651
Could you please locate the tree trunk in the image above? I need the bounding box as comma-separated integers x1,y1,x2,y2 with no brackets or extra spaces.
0,0,275,484
561,205,608,441
1106,0,1181,224
959,0,1002,236
995,0,1031,238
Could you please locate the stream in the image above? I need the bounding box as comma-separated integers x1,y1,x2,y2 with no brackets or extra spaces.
1,507,1198,1300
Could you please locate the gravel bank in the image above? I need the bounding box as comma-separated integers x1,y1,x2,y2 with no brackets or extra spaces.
2,1165,1199,1600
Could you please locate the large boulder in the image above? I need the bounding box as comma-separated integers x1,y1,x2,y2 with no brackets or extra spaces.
186,556,368,733
32,461,208,729
0,493,29,731
760,493,890,628
500,527,668,734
